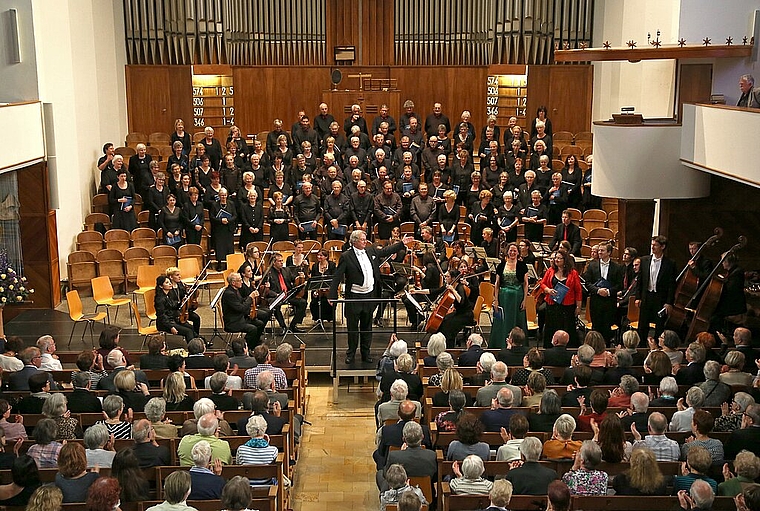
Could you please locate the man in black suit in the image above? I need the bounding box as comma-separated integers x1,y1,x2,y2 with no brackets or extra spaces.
15,372,52,414
505,436,559,494
497,327,529,366
221,272,264,350
549,210,582,256
184,338,215,369
372,400,432,470
67,372,103,413
584,241,624,343
263,253,307,333
97,350,149,393
676,341,707,386
457,333,486,367
207,372,240,411
132,419,172,468
561,365,595,407
329,229,413,364
724,404,760,459
238,391,287,436
7,347,57,391
543,330,573,367
636,235,677,339
711,253,747,333
377,421,437,491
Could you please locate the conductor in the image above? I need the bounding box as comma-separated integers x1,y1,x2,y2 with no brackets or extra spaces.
329,230,414,364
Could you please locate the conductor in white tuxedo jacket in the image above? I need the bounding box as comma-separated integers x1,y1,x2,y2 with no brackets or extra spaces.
329,230,413,364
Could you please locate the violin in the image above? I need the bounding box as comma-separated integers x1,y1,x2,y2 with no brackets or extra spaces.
179,286,199,323
294,259,309,299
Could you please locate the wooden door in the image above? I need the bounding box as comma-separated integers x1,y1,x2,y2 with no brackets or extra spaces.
126,66,193,136
678,64,712,122
548,66,593,134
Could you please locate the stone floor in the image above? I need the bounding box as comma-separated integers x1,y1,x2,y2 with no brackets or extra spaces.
290,373,381,511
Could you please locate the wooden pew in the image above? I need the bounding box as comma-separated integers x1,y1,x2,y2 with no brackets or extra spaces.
442,482,547,511
155,455,286,511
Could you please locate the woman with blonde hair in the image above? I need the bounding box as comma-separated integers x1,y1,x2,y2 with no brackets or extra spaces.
26,485,63,511
114,370,150,413
438,189,460,242
423,333,447,367
433,368,473,407
163,371,194,411
612,447,667,495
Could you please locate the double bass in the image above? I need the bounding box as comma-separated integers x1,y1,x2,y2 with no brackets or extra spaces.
665,227,723,332
685,236,747,342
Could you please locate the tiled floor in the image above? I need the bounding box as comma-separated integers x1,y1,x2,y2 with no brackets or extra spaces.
291,374,381,511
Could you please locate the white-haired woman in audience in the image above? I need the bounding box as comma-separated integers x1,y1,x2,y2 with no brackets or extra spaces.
670,386,705,432
42,393,82,441
721,351,754,387
95,395,132,439
379,353,423,403
561,440,608,495
649,376,679,407
429,352,455,387
715,392,755,432
719,450,760,496
423,333,447,367
699,360,732,407
543,414,582,459
450,454,494,495
379,463,428,511
237,415,278,470
188,440,225,500
529,389,562,433
144,397,178,439
83,424,115,468
377,336,409,382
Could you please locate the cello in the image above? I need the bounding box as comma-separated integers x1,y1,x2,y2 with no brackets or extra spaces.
684,236,747,342
665,227,723,332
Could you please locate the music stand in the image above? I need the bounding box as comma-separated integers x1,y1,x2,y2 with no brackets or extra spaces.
390,262,414,276
279,284,307,345
306,275,333,335
464,246,488,261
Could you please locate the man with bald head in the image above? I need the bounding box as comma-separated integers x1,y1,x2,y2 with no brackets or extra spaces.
542,330,572,367
719,327,760,367
177,412,232,466
630,411,680,461
480,387,525,432
620,391,650,431
132,419,172,468
373,400,432,469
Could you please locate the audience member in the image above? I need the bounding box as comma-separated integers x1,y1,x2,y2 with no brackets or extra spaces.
631,411,680,462
144,397,178,439
86,477,121,511
378,421,437,492
528,389,562,433
505,436,558,494
450,454,494,495
698,361,732,407
543,414,582,460
445,413,489,462
476,362,522,406
612,447,668,495
561,440,608,495
111,448,150,503
177,413,232,466
681,409,724,464
84,424,115,468
145,470,194,511
672,445,718,493
54,442,101,503
188,440,225,500
27,418,62,468
718,450,760,496
0,455,41,506
725,404,760,459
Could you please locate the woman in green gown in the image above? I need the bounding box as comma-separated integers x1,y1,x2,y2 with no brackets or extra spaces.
489,242,529,348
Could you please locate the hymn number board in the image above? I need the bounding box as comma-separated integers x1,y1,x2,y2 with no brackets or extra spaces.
486,73,528,130
192,73,235,130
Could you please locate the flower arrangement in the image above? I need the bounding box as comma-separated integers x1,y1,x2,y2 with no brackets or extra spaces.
0,251,33,305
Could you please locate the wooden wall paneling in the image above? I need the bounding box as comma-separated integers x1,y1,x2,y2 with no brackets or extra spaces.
527,65,592,135
526,66,551,133
362,0,394,65
167,66,193,133
232,67,329,136
390,67,488,140
125,66,171,135
617,200,655,261
17,162,58,310
326,0,360,65
677,64,712,122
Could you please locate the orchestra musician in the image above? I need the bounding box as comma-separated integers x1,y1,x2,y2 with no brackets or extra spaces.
286,240,309,268
154,275,195,344
166,267,202,341
328,230,414,364
687,240,713,302
433,264,478,348
419,226,447,264
221,272,265,349
309,249,336,322
238,243,263,284
710,252,747,333
404,250,442,331
263,253,308,333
